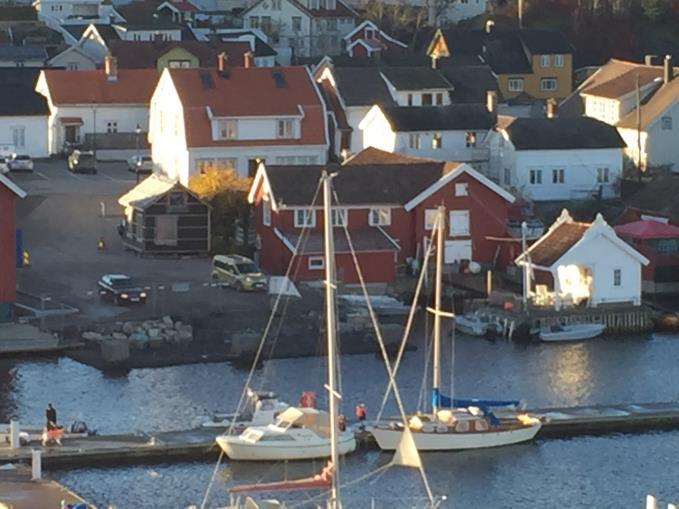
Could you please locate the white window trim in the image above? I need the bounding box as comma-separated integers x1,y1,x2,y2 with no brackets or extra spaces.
540,78,558,91
555,54,564,67
424,209,438,231
369,207,391,227
331,208,348,227
449,210,470,236
455,183,468,196
613,268,622,287
540,55,550,67
508,78,524,92
308,256,324,270
293,208,315,228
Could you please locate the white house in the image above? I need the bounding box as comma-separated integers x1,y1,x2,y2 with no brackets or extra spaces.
568,55,679,172
112,22,182,42
240,0,358,59
516,209,649,308
47,45,98,70
148,59,329,184
34,0,123,29
359,104,495,171
0,69,49,157
35,56,158,158
497,116,626,201
57,24,122,65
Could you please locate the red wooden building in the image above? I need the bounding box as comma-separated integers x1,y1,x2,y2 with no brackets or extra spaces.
248,148,516,284
0,174,26,321
342,20,407,59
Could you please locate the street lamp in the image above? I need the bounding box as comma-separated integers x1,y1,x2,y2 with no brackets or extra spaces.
135,123,141,155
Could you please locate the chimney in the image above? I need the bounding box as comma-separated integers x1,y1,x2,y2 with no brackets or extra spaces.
485,19,495,34
486,90,497,114
243,51,254,69
664,54,673,84
644,54,658,66
217,52,229,76
431,55,438,70
104,54,117,81
546,98,557,119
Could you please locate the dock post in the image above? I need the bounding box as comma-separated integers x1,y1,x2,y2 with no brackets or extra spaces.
31,449,42,480
646,495,657,509
9,420,20,449
486,270,492,297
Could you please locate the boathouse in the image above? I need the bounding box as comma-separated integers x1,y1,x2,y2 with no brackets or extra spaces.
118,174,210,255
515,210,649,309
0,174,26,321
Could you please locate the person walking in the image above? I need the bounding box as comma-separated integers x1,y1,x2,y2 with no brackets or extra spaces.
46,403,57,427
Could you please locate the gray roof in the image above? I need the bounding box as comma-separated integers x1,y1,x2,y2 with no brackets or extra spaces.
504,117,627,150
118,174,181,210
0,69,49,116
380,66,452,90
333,67,395,107
439,64,501,104
0,45,47,61
382,104,495,132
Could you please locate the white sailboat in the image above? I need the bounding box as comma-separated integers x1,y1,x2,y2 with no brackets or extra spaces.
217,172,357,463
369,206,543,451
539,323,605,342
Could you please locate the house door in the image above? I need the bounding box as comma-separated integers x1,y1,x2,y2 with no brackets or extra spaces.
445,240,472,264
449,210,470,236
64,125,79,143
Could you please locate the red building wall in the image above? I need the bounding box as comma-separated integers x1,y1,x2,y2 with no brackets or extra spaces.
0,185,17,303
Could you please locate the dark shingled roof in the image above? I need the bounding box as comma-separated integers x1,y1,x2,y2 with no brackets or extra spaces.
504,117,626,150
439,64,501,104
625,174,679,224
0,68,48,116
380,66,452,90
266,160,456,206
526,221,589,267
0,45,47,61
382,104,495,132
64,24,121,44
333,67,395,107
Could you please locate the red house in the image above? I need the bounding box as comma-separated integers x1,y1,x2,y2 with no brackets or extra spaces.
342,20,407,59
0,174,26,321
248,148,516,284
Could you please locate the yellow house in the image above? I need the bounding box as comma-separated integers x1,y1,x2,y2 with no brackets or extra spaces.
428,27,574,101
156,47,199,72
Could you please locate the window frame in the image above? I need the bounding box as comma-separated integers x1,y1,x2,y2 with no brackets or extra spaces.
421,93,433,106
661,116,673,130
508,78,524,92
432,132,442,149
529,169,543,185
408,133,421,150
293,208,315,228
277,118,294,139
369,207,391,227
424,209,438,230
555,54,564,67
597,167,610,183
449,209,470,236
218,119,238,140
465,131,477,148
540,54,550,67
613,268,621,287
331,208,348,227
540,78,558,91
308,256,325,270
455,182,469,196
552,168,565,184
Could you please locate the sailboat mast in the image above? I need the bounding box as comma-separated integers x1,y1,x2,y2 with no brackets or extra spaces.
432,205,444,415
322,172,341,509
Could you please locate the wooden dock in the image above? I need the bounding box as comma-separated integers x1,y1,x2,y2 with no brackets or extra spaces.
4,402,679,468
0,464,92,509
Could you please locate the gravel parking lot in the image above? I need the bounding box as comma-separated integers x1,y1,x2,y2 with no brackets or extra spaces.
12,159,265,324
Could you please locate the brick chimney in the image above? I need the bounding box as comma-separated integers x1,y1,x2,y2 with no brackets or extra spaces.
217,52,229,76
486,90,497,114
546,98,557,119
243,51,254,69
104,54,117,81
664,54,673,84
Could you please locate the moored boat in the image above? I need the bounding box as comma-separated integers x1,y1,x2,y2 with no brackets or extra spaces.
539,323,605,342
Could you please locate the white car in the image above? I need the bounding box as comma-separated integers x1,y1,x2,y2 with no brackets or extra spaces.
127,155,154,175
8,154,34,172
0,157,8,174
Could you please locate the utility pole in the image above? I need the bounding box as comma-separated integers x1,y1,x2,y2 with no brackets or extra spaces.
635,72,642,181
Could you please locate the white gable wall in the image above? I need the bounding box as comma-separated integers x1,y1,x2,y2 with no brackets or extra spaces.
0,116,48,158
48,47,97,70
360,107,395,153
346,105,370,153
637,99,679,171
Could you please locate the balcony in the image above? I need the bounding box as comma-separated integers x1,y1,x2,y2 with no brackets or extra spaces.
506,218,545,240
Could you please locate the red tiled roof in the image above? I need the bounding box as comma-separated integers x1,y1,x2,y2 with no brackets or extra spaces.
170,66,326,148
109,40,251,69
42,69,158,104
615,220,679,240
526,221,589,267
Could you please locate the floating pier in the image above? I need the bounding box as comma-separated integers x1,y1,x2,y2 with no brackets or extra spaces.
4,402,679,468
0,464,92,509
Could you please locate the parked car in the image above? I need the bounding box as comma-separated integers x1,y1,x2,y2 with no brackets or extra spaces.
127,155,154,175
68,150,97,174
8,154,33,172
0,157,8,174
97,274,147,305
211,255,268,291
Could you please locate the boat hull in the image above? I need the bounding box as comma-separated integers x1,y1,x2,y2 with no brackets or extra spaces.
539,324,605,342
368,422,542,451
216,431,357,461
454,321,487,337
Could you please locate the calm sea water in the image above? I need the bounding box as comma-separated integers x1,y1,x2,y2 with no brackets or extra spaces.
2,331,679,507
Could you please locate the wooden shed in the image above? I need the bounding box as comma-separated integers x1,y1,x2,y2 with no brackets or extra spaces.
118,174,210,255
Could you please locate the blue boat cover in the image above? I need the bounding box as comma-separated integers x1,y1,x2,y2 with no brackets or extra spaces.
432,389,520,425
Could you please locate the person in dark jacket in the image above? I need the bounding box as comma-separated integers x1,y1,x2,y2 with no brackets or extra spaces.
46,403,57,427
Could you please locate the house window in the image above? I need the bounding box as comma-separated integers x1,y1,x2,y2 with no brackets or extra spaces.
409,133,421,149
455,183,468,196
424,209,438,230
661,116,673,130
261,16,272,34
11,127,25,148
503,168,511,186
407,93,413,106
435,93,443,105
552,168,565,184
326,18,337,30
529,169,542,184
541,78,557,91
196,158,237,173
508,78,524,92
365,27,375,39
540,55,550,67
272,0,281,9
292,16,302,31
262,200,271,226
465,131,477,148
432,132,442,149
249,16,260,28
294,208,315,228
331,208,347,227
106,121,118,133
67,62,79,70
597,167,610,183
369,207,391,226
218,119,237,139
308,256,324,270
168,191,186,209
168,59,191,68
449,210,470,236
613,268,621,287
277,119,294,138
155,215,178,246
555,54,564,67
422,93,433,106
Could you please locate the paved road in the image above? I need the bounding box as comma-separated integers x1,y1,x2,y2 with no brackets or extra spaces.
12,160,265,325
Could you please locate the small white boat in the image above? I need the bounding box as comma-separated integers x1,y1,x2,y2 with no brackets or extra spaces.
539,323,605,342
455,312,497,337
216,407,356,461
195,389,289,430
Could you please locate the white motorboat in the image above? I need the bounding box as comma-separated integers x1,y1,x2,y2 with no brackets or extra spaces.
539,323,605,342
195,388,289,430
216,407,356,461
454,312,498,337
370,206,543,452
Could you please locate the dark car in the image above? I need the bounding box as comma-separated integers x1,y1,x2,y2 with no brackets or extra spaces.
98,274,147,305
68,150,97,174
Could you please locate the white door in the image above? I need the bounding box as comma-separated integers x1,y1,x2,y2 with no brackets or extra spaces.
445,240,472,264
449,210,470,236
